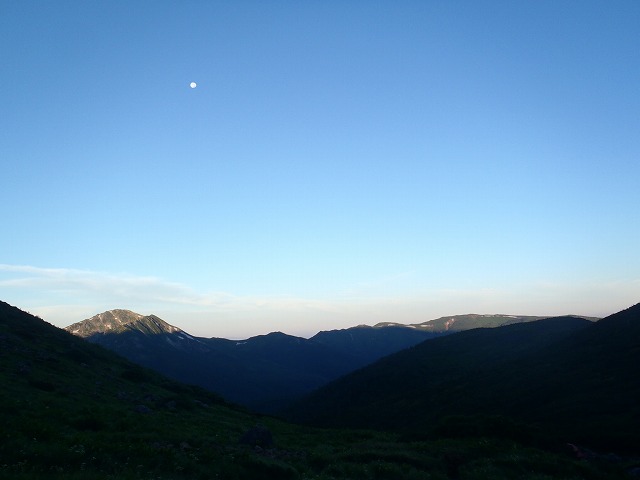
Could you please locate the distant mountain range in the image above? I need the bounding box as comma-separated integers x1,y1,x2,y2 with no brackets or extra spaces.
65,311,555,412
286,304,640,453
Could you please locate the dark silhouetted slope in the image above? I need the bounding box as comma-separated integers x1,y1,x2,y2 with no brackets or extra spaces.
287,316,591,426
288,306,640,451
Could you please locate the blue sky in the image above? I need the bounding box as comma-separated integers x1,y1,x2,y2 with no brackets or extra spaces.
2,1,639,338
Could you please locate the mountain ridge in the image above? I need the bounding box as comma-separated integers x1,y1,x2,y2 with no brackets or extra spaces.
68,309,585,340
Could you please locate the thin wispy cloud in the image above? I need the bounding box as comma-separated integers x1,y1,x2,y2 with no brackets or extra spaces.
0,264,232,306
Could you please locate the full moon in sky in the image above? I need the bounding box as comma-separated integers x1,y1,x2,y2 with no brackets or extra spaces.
190,82,197,88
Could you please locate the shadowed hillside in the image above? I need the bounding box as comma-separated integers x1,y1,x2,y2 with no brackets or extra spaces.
288,306,640,453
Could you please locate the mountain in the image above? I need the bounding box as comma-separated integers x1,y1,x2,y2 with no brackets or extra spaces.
3,300,627,479
65,310,435,412
287,305,640,453
67,309,180,335
66,309,208,353
65,310,599,413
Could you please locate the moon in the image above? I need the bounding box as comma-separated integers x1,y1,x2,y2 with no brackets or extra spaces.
190,82,197,89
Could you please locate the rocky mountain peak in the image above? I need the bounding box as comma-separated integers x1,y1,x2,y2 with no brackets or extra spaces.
65,309,180,338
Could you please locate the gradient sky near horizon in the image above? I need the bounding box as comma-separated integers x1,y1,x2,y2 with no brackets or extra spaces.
2,1,639,339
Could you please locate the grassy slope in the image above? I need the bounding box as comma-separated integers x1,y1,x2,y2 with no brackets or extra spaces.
0,301,632,479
